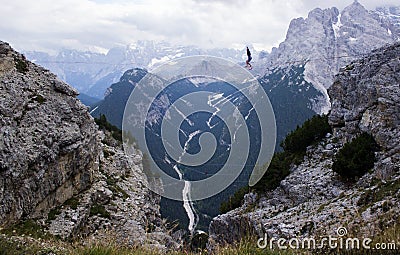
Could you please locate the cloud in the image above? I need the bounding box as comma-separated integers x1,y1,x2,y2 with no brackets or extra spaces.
0,0,397,53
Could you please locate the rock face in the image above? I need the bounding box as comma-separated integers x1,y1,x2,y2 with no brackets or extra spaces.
209,42,400,248
259,1,399,113
0,41,100,225
46,138,176,249
329,43,400,154
0,41,176,249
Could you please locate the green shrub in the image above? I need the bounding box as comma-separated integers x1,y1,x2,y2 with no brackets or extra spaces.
64,197,80,210
48,208,61,221
253,152,292,194
94,114,122,142
220,186,250,214
332,132,378,180
90,203,111,219
281,114,331,154
14,56,28,74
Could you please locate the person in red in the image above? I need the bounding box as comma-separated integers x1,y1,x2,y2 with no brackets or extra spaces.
246,46,252,70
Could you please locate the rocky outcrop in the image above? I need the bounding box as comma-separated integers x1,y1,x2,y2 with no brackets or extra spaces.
0,41,100,225
209,42,400,248
0,41,177,250
329,42,400,166
45,135,177,250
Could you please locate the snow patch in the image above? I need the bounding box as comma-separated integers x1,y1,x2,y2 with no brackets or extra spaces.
332,13,342,38
89,106,98,114
188,77,217,87
149,56,171,67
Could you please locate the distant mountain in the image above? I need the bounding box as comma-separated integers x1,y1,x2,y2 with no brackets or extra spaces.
259,1,400,114
24,41,255,99
374,5,400,40
89,2,400,148
90,68,148,127
260,65,319,146
77,93,100,107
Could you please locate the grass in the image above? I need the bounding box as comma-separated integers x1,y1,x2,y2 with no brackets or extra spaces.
0,235,43,255
0,228,398,255
0,219,51,240
70,238,296,255
357,178,400,212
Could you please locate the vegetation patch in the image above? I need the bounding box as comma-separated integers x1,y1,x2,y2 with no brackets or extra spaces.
64,197,80,210
105,174,129,200
47,208,61,221
103,148,115,159
109,184,129,200
1,219,50,240
281,114,331,155
357,178,400,212
220,186,250,214
14,55,29,74
29,94,46,104
0,235,45,255
90,203,111,219
95,114,122,142
332,132,378,181
344,64,355,71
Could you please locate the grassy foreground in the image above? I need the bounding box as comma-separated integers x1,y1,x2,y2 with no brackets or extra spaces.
0,234,293,255
1,231,399,255
0,207,398,254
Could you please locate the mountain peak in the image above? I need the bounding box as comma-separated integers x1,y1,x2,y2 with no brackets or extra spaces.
343,0,367,15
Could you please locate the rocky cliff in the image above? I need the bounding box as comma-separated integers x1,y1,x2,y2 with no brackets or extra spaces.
209,42,400,249
0,41,176,250
0,41,100,225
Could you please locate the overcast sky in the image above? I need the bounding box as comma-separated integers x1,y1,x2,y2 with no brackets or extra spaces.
0,0,398,54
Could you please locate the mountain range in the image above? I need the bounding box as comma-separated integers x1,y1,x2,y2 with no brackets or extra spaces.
25,41,254,99
1,39,399,254
24,3,400,112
